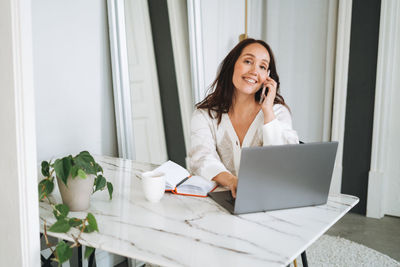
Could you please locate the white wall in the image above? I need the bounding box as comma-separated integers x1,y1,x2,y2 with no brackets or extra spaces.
262,0,336,142
196,0,336,142
0,0,40,265
32,0,117,162
380,0,400,218
367,0,400,218
384,58,400,216
200,0,245,97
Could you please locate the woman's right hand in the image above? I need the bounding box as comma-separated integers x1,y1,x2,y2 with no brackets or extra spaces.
212,172,238,198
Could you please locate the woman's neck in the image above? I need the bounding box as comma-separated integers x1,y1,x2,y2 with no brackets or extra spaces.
230,93,260,117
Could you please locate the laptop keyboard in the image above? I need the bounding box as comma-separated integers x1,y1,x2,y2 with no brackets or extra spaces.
226,195,236,206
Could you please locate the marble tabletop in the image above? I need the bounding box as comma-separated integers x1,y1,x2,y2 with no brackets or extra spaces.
39,155,359,267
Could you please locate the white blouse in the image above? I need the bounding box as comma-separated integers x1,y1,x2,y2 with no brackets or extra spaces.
188,104,299,181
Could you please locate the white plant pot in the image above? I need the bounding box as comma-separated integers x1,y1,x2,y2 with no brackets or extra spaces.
57,174,95,211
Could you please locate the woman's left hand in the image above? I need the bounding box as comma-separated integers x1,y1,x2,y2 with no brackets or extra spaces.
260,76,277,123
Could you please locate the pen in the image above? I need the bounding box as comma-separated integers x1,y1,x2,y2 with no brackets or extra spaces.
175,175,191,188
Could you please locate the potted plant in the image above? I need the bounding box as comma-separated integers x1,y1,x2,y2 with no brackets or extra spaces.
39,151,113,211
38,151,113,264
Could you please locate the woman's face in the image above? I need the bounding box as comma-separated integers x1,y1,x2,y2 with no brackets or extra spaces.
232,43,270,97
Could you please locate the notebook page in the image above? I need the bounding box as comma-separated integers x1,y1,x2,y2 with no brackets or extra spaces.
152,160,189,188
176,175,217,196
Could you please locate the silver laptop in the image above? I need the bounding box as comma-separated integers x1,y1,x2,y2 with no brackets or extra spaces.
208,142,338,214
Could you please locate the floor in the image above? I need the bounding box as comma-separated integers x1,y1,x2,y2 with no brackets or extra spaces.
115,212,400,266
326,212,400,262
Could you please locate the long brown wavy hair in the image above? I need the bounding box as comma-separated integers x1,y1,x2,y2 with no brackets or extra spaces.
196,38,288,124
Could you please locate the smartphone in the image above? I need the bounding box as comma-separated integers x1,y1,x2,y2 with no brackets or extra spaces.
257,70,270,104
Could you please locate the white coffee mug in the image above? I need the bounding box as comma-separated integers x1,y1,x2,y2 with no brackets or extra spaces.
141,171,166,202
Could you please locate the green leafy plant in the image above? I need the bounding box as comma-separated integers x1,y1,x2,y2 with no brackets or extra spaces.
38,151,113,265
39,151,113,201
42,204,99,265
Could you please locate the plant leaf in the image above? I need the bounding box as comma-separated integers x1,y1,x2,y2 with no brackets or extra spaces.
48,219,71,233
54,156,72,186
68,217,83,227
53,204,69,220
77,169,87,179
84,246,95,259
55,241,73,264
74,151,96,174
82,224,95,233
94,175,106,192
77,151,95,162
94,162,103,173
38,179,54,201
107,182,113,200
41,161,50,177
86,213,99,232
70,165,79,178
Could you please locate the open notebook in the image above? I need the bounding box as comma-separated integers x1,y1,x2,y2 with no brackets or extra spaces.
151,161,218,197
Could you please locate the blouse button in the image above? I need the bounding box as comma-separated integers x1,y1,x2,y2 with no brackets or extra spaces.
236,141,239,146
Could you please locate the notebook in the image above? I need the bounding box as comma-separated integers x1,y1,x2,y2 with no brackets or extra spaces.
151,161,218,197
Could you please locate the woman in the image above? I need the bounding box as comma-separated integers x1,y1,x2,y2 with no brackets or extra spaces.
189,38,299,197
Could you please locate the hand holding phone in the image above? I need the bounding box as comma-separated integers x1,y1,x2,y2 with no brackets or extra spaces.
258,70,270,104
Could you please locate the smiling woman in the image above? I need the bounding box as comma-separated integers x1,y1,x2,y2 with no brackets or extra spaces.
189,38,299,197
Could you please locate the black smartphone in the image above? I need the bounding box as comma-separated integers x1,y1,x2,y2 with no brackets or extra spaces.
255,70,270,104
257,85,268,104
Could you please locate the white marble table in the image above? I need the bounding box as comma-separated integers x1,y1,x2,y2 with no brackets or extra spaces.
39,155,359,267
